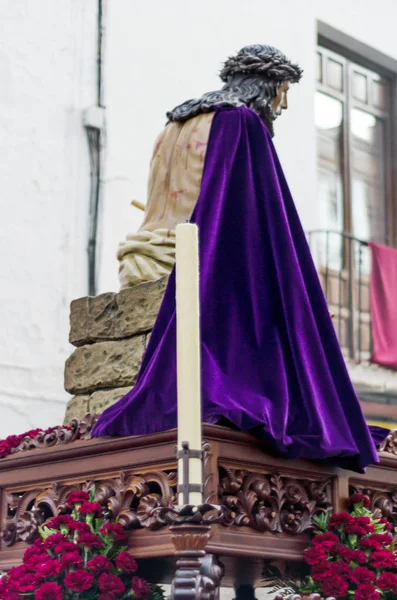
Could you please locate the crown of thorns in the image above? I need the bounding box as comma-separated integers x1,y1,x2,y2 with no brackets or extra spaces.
220,44,303,84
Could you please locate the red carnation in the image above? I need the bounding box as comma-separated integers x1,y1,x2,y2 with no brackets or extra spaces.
304,546,327,566
338,546,367,563
115,550,138,573
371,533,393,545
349,550,368,564
377,572,397,593
64,570,93,593
46,514,73,529
54,541,77,554
78,532,103,549
98,594,118,600
350,567,375,585
60,551,83,569
78,501,103,517
379,518,392,531
34,537,44,547
311,561,332,582
12,573,37,594
100,522,127,541
370,549,397,569
332,561,351,577
87,555,113,574
35,582,63,600
360,537,382,550
345,523,372,536
132,576,151,599
322,575,349,599
24,553,56,572
312,531,339,552
355,584,380,600
66,520,91,533
349,494,371,509
66,491,90,506
0,577,7,595
36,559,62,579
98,573,125,594
43,532,66,548
330,512,353,528
0,441,12,458
24,545,45,560
345,516,375,536
7,565,27,579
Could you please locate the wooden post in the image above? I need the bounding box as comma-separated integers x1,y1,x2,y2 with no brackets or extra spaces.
170,523,223,600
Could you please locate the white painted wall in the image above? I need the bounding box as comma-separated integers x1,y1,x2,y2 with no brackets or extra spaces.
0,0,97,437
1,0,397,437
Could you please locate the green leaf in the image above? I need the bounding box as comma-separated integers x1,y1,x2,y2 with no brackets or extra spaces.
299,576,320,595
348,534,358,548
313,512,329,532
38,526,58,540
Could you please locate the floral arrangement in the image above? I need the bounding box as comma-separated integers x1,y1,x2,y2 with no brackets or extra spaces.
0,490,164,600
0,426,69,459
300,493,397,600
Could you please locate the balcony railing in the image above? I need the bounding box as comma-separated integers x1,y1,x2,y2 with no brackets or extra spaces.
307,229,370,363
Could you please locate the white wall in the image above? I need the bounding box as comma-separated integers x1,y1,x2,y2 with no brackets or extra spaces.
316,0,397,60
1,0,397,437
0,0,97,437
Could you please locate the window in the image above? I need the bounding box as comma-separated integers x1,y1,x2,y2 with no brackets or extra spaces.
315,45,393,270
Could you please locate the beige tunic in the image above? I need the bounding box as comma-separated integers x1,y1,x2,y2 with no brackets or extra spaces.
118,113,214,288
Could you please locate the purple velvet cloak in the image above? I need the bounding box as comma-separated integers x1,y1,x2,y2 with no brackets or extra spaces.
92,105,387,472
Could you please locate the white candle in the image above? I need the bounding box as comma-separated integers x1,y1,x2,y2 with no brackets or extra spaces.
176,223,203,505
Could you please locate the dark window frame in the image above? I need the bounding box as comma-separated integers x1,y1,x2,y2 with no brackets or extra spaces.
317,34,397,248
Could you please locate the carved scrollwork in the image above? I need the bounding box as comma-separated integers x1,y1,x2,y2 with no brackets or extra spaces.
379,430,397,455
2,470,177,547
219,468,333,534
10,414,98,455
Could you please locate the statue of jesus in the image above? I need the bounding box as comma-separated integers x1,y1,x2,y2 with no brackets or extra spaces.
118,45,300,288
94,45,387,472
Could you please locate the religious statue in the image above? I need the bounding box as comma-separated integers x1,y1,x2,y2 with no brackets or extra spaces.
118,45,299,288
94,45,388,472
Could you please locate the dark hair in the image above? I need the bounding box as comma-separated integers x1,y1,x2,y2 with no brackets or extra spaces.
166,44,303,133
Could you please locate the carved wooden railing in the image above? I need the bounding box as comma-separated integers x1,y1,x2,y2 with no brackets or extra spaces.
1,416,397,590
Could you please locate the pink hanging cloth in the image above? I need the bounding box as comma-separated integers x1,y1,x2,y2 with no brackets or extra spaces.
369,241,397,369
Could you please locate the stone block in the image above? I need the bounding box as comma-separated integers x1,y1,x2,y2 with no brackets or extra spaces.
63,395,90,425
89,387,131,415
69,296,90,346
69,277,167,347
87,292,117,341
114,277,167,339
64,336,146,395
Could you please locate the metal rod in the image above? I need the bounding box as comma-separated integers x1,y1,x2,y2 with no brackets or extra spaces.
307,228,368,246
325,231,330,301
357,242,363,363
87,0,105,297
97,0,104,107
177,441,204,505
338,235,343,343
347,237,354,359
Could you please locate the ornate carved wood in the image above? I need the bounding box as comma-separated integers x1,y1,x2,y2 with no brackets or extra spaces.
219,468,333,534
1,420,397,586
